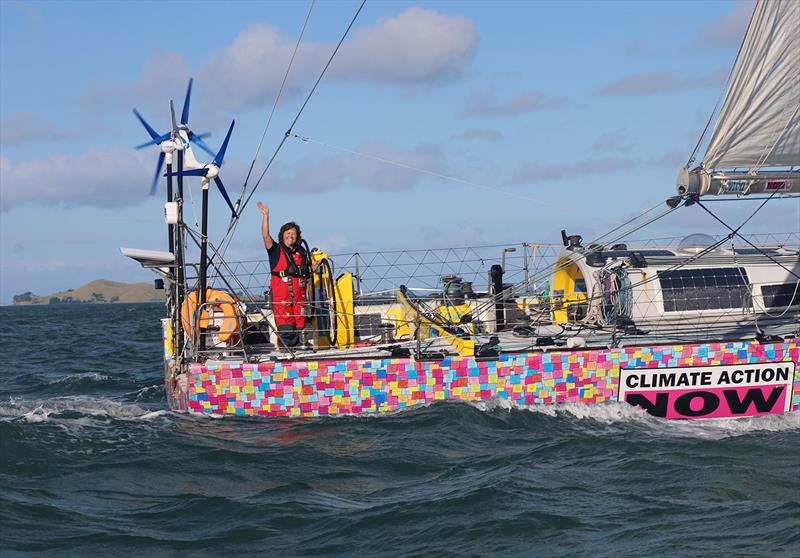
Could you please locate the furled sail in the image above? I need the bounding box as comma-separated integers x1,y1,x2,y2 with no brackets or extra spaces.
677,0,800,196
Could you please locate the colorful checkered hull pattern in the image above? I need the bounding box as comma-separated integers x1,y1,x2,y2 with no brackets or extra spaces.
182,339,800,418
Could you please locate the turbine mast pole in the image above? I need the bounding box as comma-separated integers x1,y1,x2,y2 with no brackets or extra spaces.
198,180,209,353
166,161,174,254
175,150,185,361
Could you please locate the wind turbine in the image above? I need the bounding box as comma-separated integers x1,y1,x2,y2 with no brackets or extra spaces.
164,104,238,351
132,79,212,355
132,78,215,195
166,101,238,218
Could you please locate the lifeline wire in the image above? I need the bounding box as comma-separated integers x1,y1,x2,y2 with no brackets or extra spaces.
290,134,585,212
288,132,685,238
462,201,682,324
685,2,756,169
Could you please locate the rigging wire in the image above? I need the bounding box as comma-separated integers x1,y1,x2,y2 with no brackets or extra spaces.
234,0,316,216
695,194,800,281
460,202,683,323
185,180,200,229
509,202,681,298
551,194,800,333
218,0,317,259
222,0,368,253
702,194,800,201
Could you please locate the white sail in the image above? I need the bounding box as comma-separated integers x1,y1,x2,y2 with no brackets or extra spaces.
702,0,800,171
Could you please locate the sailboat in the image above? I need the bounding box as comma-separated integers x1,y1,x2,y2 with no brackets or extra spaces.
123,0,798,420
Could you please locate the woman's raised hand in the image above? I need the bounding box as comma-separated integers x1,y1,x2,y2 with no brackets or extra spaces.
257,201,269,217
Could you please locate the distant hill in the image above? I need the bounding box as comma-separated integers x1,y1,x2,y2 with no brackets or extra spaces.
13,279,164,305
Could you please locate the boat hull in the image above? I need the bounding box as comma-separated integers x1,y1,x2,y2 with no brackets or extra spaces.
171,338,800,420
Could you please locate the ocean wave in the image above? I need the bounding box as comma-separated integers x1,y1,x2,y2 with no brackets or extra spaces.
466,397,800,438
46,372,111,385
0,396,168,424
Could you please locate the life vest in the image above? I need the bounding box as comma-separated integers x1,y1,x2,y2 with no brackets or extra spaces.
271,243,311,278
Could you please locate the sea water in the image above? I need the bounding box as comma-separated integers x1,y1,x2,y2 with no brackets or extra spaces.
1,304,798,557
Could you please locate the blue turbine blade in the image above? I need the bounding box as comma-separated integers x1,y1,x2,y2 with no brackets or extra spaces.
181,78,193,126
150,152,166,196
214,176,238,217
136,132,171,149
164,168,209,178
133,109,161,141
213,120,235,168
195,132,211,139
136,139,159,149
189,132,216,157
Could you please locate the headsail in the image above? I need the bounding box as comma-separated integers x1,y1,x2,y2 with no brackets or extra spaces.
678,0,799,197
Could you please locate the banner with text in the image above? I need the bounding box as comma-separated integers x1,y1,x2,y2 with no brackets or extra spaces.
618,362,796,419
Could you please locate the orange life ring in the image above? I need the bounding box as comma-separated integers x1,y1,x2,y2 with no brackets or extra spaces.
181,289,242,343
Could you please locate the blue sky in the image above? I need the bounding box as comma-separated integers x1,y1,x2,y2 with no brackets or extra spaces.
1,0,797,303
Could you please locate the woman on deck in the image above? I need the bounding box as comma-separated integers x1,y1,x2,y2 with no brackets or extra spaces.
258,201,314,348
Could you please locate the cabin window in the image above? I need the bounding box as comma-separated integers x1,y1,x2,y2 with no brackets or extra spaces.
761,282,800,308
658,268,751,312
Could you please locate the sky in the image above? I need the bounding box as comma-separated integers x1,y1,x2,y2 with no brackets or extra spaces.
1,0,797,303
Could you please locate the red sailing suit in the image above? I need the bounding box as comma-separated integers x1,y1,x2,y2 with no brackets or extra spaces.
269,244,310,328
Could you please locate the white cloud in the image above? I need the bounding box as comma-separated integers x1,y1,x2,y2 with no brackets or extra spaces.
595,68,727,97
0,148,153,211
507,151,680,185
333,7,478,83
197,23,314,111
702,1,754,47
622,38,670,59
0,113,98,146
462,90,566,117
84,7,478,113
651,149,686,168
590,129,635,153
0,137,454,212
267,140,451,193
80,52,191,114
508,157,636,184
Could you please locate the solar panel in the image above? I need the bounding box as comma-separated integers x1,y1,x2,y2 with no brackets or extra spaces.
657,268,751,312
761,282,800,308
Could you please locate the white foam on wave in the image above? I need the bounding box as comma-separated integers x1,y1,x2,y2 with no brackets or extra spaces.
134,384,163,400
467,398,800,439
0,396,168,424
648,411,800,440
46,372,110,385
